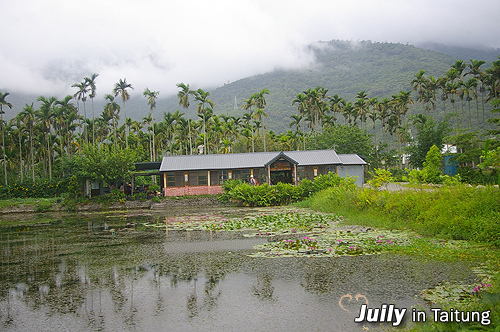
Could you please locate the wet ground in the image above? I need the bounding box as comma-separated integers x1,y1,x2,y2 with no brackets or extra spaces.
0,207,476,331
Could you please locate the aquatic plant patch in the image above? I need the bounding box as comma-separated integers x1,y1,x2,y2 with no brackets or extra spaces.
145,208,343,234
203,211,341,233
250,229,415,258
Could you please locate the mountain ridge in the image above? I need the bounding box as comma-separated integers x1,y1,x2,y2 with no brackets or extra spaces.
3,40,499,133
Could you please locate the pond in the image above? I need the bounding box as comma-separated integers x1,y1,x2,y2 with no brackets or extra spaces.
0,206,477,331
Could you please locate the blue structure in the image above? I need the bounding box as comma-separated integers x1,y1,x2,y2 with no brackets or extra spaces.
444,155,458,176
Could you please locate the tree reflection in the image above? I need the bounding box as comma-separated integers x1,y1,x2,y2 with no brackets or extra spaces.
252,273,277,301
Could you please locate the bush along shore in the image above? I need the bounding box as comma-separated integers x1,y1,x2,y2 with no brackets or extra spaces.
218,172,358,206
295,184,500,331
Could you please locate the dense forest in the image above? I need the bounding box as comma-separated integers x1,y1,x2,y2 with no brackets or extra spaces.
0,40,500,195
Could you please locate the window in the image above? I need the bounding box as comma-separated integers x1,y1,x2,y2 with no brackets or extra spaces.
175,172,184,187
219,170,228,184
198,171,208,186
189,171,198,186
210,170,219,186
166,172,176,187
326,165,337,174
304,166,314,180
297,166,305,181
241,169,251,183
253,168,266,184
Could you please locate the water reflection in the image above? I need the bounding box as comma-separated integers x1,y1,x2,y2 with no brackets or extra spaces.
0,208,476,331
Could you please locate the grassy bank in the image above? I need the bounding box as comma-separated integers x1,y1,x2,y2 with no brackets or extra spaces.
297,185,500,245
297,184,500,331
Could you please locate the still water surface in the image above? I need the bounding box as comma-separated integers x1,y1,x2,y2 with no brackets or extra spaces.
0,207,475,331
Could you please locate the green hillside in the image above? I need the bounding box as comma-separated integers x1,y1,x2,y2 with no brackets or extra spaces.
6,40,498,134
165,40,458,132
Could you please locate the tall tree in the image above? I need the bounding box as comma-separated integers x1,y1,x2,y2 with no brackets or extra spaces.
289,114,304,150
251,89,269,151
0,92,13,185
36,96,57,180
113,78,133,148
459,78,478,131
176,83,195,155
104,94,121,150
19,103,36,183
71,80,89,144
354,91,369,129
143,88,159,160
85,73,99,144
194,89,214,154
466,60,487,130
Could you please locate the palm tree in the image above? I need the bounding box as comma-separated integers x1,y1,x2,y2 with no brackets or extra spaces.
289,114,304,150
485,57,500,100
354,91,368,129
163,110,182,155
143,88,159,160
446,81,460,131
85,73,99,144
411,70,429,114
11,115,25,182
19,103,36,183
368,97,379,143
55,95,78,158
104,94,121,149
251,89,269,151
378,98,391,146
176,83,195,155
424,76,438,117
437,76,449,119
342,102,355,126
194,89,214,154
460,78,478,131
329,94,344,125
176,117,190,154
466,60,487,130
36,96,57,180
0,92,13,185
113,78,134,148
71,80,89,144
451,60,467,81
142,113,154,160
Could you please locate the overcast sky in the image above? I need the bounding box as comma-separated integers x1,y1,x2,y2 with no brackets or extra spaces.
1,0,499,99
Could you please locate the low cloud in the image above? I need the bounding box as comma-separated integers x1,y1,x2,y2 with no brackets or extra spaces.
1,0,498,99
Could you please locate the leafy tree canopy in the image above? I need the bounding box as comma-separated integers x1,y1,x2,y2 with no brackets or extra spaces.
308,125,373,158
406,115,450,168
67,145,136,186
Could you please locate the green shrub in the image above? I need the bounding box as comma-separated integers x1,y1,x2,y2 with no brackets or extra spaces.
34,199,53,213
458,166,498,185
421,145,443,184
389,168,408,182
0,178,68,199
367,168,395,188
221,172,357,207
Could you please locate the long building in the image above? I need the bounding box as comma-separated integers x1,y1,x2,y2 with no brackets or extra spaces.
157,149,366,197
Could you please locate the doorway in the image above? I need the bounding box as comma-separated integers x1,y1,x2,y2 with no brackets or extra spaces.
270,170,293,185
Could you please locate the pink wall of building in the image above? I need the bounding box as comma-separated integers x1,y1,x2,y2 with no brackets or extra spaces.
164,185,224,197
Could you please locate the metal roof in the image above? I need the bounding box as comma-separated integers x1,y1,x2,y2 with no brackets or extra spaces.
159,152,278,172
159,150,362,172
284,150,343,166
338,154,367,165
135,162,162,171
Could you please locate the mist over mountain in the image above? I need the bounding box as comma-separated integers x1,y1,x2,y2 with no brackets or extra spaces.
4,40,499,133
